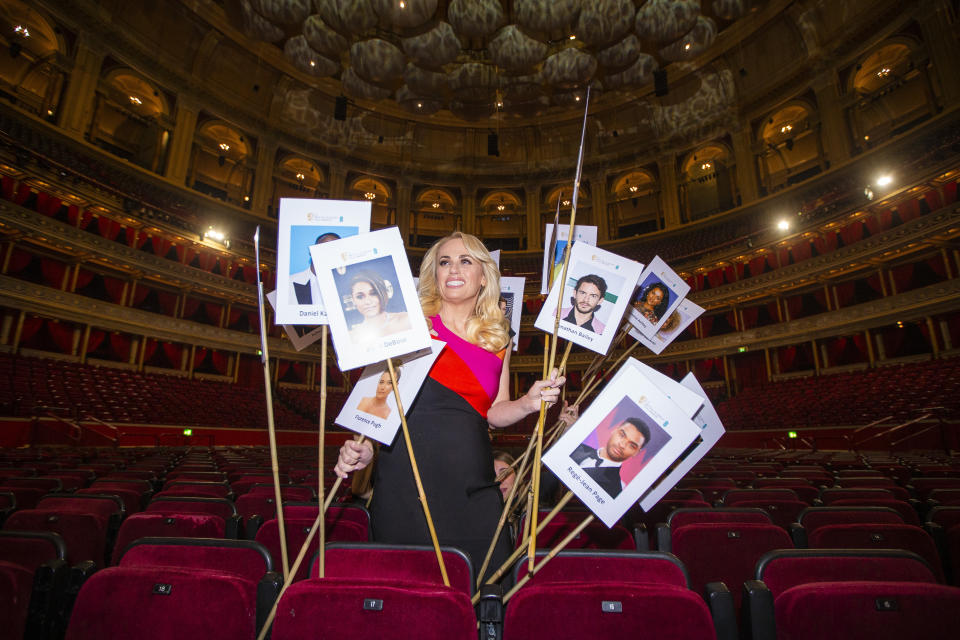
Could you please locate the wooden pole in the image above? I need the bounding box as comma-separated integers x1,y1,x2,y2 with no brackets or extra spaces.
503,514,596,603
316,326,328,578
387,357,450,587
253,226,289,580
528,86,591,573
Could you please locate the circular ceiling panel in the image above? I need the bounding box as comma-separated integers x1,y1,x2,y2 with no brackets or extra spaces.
350,38,406,87
373,0,438,30
303,14,349,59
284,36,339,76
404,63,451,98
602,52,657,89
514,0,581,35
595,33,640,72
635,0,700,43
540,47,598,89
401,21,461,69
396,85,442,114
487,25,548,73
447,0,506,40
319,0,378,36
574,0,635,48
341,68,392,100
249,0,311,25
452,62,499,102
659,16,717,62
239,0,284,42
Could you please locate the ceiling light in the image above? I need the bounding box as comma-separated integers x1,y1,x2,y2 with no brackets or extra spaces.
701,161,712,170
629,185,638,193
569,34,576,40
219,142,230,152
864,135,870,141
364,192,376,200
780,124,792,133
574,95,581,102
14,25,29,37
875,174,893,187
309,60,316,67
877,67,891,77
416,102,422,108
497,203,505,211
431,201,440,209
129,96,142,105
399,0,406,7
243,196,250,202
46,109,53,116
777,219,790,231
683,43,691,51
496,100,503,108
562,199,571,207
204,227,226,243
295,172,305,181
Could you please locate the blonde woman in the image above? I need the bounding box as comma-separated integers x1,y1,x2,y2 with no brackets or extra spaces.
335,231,564,570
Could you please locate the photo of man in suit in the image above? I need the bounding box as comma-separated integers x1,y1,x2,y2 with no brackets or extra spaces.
560,273,608,334
289,232,340,305
571,417,651,498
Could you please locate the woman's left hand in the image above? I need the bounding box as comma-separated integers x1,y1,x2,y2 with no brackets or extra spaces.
523,368,566,412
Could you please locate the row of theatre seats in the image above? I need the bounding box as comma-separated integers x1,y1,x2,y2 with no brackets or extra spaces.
1,446,960,639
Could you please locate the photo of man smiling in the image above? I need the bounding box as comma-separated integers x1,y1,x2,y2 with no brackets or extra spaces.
560,274,608,334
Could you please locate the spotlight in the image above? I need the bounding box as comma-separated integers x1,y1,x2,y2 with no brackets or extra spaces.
777,219,790,231
875,174,893,187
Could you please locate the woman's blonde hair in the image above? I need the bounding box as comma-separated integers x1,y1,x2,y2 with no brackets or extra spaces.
419,231,510,352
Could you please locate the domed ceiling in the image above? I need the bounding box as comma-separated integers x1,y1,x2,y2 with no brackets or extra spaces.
227,0,755,121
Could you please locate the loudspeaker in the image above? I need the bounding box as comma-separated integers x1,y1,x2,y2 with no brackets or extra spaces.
785,138,794,151
334,96,347,121
487,132,499,157
653,70,668,97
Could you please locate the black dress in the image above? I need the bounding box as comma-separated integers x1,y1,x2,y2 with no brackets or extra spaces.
370,317,512,579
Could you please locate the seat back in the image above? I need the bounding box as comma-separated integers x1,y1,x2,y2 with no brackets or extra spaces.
256,515,369,582
798,506,904,534
64,566,257,640
773,581,960,639
829,499,920,526
512,550,689,588
118,537,272,583
270,578,476,640
111,513,226,565
755,548,938,599
4,509,109,566
146,496,237,521
807,523,944,582
671,522,793,608
726,500,808,530
721,488,800,506
503,582,716,640
317,543,474,596
0,530,66,570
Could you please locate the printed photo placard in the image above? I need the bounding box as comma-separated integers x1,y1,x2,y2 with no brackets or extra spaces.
265,289,325,351
542,369,701,528
627,256,691,338
275,198,371,325
334,340,445,445
626,359,704,419
630,298,705,355
534,242,643,355
540,224,598,294
311,227,430,371
499,276,525,352
637,373,726,512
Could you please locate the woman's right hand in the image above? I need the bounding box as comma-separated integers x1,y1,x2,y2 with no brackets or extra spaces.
334,438,374,479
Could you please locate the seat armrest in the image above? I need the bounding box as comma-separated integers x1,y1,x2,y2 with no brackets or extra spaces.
742,579,776,640
655,523,671,552
478,583,503,640
245,514,264,540
257,571,283,634
705,582,737,640
788,522,807,548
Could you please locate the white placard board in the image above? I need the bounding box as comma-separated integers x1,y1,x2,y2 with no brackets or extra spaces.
534,242,644,355
266,289,325,351
627,256,692,338
540,224,598,294
630,298,704,355
542,362,701,527
637,373,726,511
311,227,430,371
334,340,445,445
275,198,371,325
499,276,525,352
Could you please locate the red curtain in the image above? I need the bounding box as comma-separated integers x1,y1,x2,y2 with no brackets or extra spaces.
882,328,906,357
777,246,790,266
109,333,131,361
943,181,957,205
767,301,780,322
97,217,122,241
7,247,34,273
227,262,240,280
723,265,736,284
102,276,126,304
242,265,258,284
47,320,75,354
785,295,803,319
840,220,863,245
74,209,95,229
924,191,942,211
927,255,947,279
766,253,779,271
898,199,921,222
778,346,798,372
791,240,811,263
163,342,183,367
204,303,222,325
229,308,244,326
749,256,766,278
130,283,150,306
18,316,44,344
211,351,229,375
890,263,914,293
193,347,208,369
725,310,738,331
866,272,884,293
40,258,66,288
741,306,759,330
196,252,217,272
277,360,291,380
707,268,724,288
74,267,95,291
835,282,855,307
13,184,31,205
156,291,178,316
151,236,173,257
86,329,106,354
814,232,838,255
143,338,159,363
685,276,697,291
181,296,201,319
699,315,714,338
176,245,196,264
865,209,893,235
813,288,828,310
1,175,15,199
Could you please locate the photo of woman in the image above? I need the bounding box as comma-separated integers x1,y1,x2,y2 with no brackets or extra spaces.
345,268,411,344
355,368,400,420
634,281,670,324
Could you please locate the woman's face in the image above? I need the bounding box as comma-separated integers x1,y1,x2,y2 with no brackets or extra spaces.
436,238,485,304
375,371,391,399
352,281,382,318
644,287,664,308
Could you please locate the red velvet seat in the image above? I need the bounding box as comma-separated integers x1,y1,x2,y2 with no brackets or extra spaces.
111,512,226,564
670,522,793,608
807,523,944,583
657,507,773,551
0,560,34,640
4,509,110,566
270,578,476,640
520,512,636,551
503,582,717,640
753,479,819,504
910,478,960,501
727,500,808,530
256,515,369,582
315,543,474,596
512,549,689,589
819,487,899,504
829,499,921,526
65,566,258,640
772,581,960,639
721,488,801,506
796,506,904,537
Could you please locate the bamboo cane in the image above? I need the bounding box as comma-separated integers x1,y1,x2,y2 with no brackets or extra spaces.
471,491,575,604
387,357,449,587
528,86,591,573
253,226,289,580
575,339,642,405
316,326,328,578
557,340,574,375
503,514,596,603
